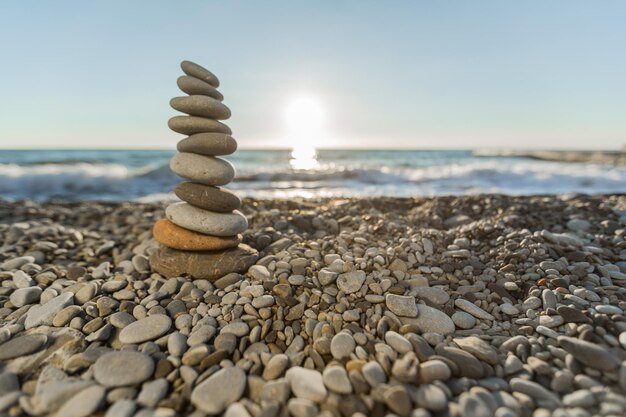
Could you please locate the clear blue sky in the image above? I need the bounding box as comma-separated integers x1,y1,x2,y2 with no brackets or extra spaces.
0,1,625,150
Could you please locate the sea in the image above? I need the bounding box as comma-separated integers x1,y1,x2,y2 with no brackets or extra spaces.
0,149,624,202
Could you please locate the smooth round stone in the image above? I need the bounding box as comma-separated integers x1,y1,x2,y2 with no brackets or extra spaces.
286,367,327,402
0,334,48,360
10,286,42,307
150,244,259,281
55,385,105,417
558,336,621,371
177,133,237,156
94,351,154,387
385,294,418,317
181,60,219,87
171,95,231,120
170,153,234,186
153,219,241,251
336,270,366,294
263,354,289,380
191,367,246,414
119,314,172,344
323,366,352,394
400,304,455,335
168,116,231,135
330,332,355,360
452,311,476,329
361,361,386,387
175,182,240,213
177,75,223,100
166,202,247,236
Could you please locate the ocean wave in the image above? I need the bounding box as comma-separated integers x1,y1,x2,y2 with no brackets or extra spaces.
0,158,624,201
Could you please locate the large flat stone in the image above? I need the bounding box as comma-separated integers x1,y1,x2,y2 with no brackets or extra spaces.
150,244,258,281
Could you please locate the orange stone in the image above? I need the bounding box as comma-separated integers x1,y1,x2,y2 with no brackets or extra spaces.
153,219,241,251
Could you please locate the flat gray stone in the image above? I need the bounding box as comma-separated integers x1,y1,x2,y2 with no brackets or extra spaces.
55,385,105,417
119,314,172,344
336,271,366,294
413,287,450,305
286,367,327,402
181,60,220,87
454,299,495,320
25,292,74,329
0,334,48,360
177,75,223,100
191,367,246,414
330,332,355,359
94,351,154,387
10,287,42,307
175,182,241,212
400,304,455,334
385,294,418,317
177,133,237,157
169,152,234,186
168,115,231,136
166,202,247,237
558,336,621,371
171,95,231,119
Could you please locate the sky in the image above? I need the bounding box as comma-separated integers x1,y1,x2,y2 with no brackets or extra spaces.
0,1,625,150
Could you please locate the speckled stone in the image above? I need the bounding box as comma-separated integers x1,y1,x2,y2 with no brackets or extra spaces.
177,133,238,156
166,202,247,236
181,60,220,87
168,116,232,136
170,95,231,120
177,75,223,100
175,182,241,213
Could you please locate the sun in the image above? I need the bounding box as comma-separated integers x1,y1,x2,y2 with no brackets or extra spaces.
284,94,325,170
284,95,325,132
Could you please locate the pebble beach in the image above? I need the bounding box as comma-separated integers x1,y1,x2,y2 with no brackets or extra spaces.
1,194,626,417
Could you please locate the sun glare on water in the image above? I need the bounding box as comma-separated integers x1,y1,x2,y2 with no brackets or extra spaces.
284,95,324,170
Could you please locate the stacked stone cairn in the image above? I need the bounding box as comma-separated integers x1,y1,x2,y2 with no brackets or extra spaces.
150,60,258,280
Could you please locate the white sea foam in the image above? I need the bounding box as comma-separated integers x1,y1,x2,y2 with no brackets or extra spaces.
0,156,624,201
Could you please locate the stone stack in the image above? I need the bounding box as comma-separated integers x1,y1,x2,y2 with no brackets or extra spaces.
150,60,258,280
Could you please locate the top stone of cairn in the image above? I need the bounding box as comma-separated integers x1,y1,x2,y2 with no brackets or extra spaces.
181,60,220,88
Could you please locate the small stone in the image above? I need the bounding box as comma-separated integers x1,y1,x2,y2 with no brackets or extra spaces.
168,115,232,135
562,389,595,407
557,305,590,323
170,95,231,119
191,367,246,414
181,60,220,87
337,271,366,294
263,354,289,380
175,181,241,213
1,256,35,270
12,270,35,288
103,400,136,417
385,331,413,354
322,366,352,394
330,332,355,360
0,334,48,360
567,219,590,232
177,75,224,100
119,314,172,344
510,378,561,407
459,392,492,417
453,337,498,365
286,367,327,402
419,359,451,383
384,385,412,417
558,336,621,371
400,304,455,334
55,385,106,417
500,303,519,315
413,287,450,305
94,351,154,387
454,299,495,320
150,244,258,280
361,361,386,387
137,379,169,408
25,292,74,329
9,286,42,307
153,219,241,251
169,153,235,186
221,322,250,337
385,294,418,317
522,296,542,310
452,311,476,329
416,384,448,412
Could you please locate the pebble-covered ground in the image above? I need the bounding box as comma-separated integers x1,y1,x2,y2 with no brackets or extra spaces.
1,195,626,417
